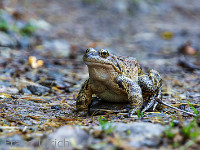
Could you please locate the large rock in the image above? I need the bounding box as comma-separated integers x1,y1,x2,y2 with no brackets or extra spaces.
41,126,90,149
89,122,164,148
113,122,164,148
0,135,28,148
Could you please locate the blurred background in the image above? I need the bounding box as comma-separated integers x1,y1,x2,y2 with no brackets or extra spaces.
2,0,200,59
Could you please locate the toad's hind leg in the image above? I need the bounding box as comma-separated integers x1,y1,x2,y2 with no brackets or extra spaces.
139,69,162,112
139,69,162,93
141,87,161,113
76,79,92,116
116,76,143,115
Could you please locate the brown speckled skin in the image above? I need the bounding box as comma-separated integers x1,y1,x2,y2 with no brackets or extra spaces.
76,48,162,116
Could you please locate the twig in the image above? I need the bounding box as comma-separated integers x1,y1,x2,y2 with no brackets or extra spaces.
155,98,197,117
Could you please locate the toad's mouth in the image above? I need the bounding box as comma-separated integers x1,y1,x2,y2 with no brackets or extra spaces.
84,61,115,71
84,60,112,66
84,60,122,74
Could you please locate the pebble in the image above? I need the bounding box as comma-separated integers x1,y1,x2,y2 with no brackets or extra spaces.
0,31,16,47
20,87,32,95
27,84,50,96
0,47,12,58
0,86,19,94
43,39,70,57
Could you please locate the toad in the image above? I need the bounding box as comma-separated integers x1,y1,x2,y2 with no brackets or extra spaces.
76,48,162,116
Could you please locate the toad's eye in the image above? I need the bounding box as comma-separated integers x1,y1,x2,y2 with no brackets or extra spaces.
86,48,90,53
99,49,109,58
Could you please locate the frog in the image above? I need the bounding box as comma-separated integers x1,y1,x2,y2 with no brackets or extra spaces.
76,48,162,116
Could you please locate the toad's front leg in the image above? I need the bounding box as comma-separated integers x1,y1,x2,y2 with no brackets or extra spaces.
76,79,92,116
116,76,143,115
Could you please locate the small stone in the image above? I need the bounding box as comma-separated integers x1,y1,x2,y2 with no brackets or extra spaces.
25,73,39,82
17,36,32,49
51,105,61,110
18,80,50,96
178,41,197,55
0,47,12,58
133,32,157,42
43,39,70,57
0,86,19,94
39,80,56,87
29,19,51,31
113,0,129,14
0,31,17,47
27,85,50,96
21,87,32,95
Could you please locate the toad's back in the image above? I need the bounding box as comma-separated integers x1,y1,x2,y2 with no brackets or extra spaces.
111,56,143,81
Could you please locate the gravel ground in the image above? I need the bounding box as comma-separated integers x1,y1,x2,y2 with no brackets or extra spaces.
0,0,200,149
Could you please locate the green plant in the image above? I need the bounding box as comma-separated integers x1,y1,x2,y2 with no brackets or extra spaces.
164,103,200,149
98,116,116,135
20,22,38,36
187,101,199,116
0,10,9,32
0,19,8,32
182,119,198,139
181,102,200,139
0,9,38,36
137,109,143,119
164,121,175,138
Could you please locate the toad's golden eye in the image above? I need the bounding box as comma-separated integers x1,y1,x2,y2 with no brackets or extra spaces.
99,49,109,58
86,48,90,53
